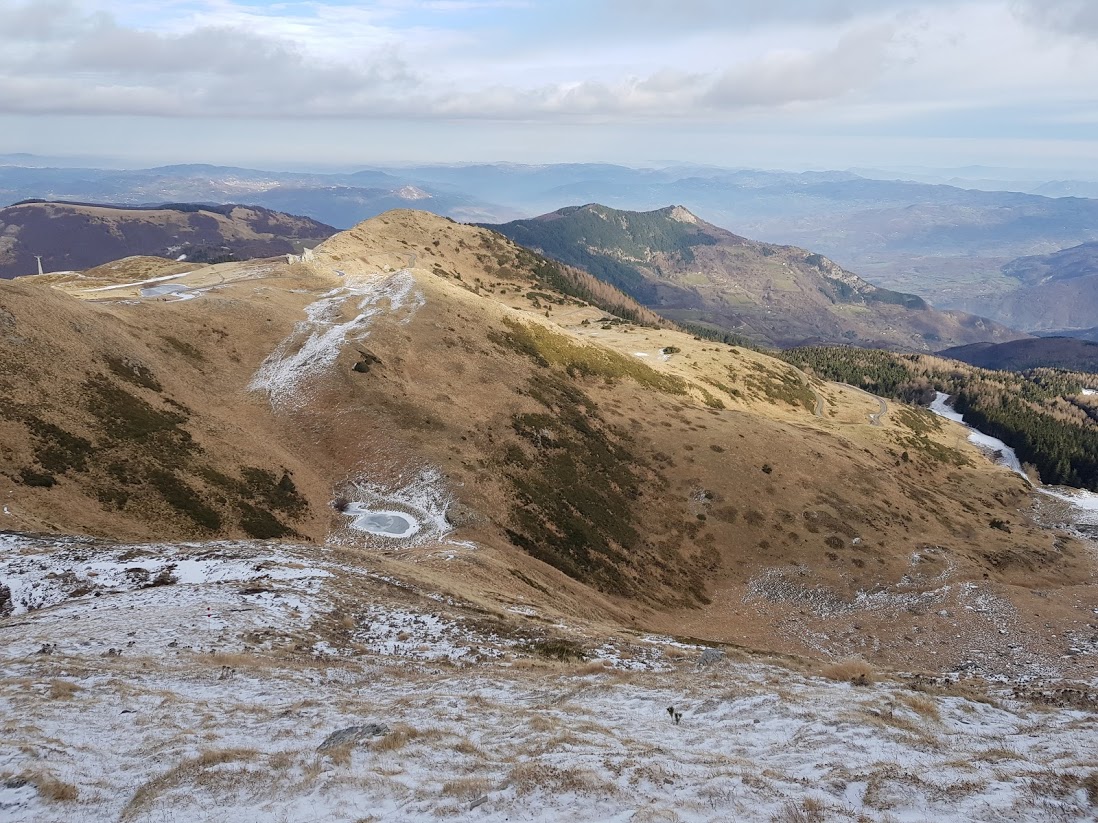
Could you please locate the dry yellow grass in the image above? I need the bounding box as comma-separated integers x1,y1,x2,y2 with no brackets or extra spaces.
371,724,446,753
121,748,260,820
22,771,79,803
440,777,493,799
47,679,81,700
821,659,877,685
900,693,941,722
508,762,614,797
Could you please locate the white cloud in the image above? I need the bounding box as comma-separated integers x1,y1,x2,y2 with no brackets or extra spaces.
0,0,1095,172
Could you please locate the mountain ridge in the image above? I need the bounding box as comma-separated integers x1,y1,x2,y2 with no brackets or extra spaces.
488,203,1023,350
0,200,337,278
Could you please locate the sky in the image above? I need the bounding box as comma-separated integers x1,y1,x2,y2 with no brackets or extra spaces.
1,0,1097,172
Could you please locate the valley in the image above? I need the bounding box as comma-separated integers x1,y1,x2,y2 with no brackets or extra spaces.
2,208,1097,821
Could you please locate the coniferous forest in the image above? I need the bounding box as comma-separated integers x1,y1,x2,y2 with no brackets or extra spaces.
780,346,1098,490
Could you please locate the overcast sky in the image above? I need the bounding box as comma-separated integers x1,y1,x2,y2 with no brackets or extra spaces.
1,0,1097,171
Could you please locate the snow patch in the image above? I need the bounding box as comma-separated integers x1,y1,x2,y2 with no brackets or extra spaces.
83,272,189,292
930,392,1027,480
249,271,424,412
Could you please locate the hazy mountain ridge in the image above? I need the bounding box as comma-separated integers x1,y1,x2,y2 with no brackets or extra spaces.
977,242,1098,332
488,204,1023,350
940,337,1098,373
0,200,337,278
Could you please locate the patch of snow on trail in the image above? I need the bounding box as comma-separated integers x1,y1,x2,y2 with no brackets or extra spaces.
83,272,190,292
249,271,424,411
930,392,1027,479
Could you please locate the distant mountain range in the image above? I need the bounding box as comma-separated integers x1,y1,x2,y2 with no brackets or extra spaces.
982,242,1098,333
940,337,1098,373
487,204,1023,350
6,160,1098,333
0,201,336,278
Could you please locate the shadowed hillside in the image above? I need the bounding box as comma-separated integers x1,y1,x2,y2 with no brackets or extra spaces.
0,200,337,278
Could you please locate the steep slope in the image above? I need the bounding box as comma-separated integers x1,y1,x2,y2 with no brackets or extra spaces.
0,208,1092,677
941,337,1098,373
987,241,1098,332
0,200,337,278
488,204,1024,350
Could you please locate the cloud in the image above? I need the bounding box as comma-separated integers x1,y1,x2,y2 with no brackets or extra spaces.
1012,0,1098,36
599,0,950,29
0,0,1092,132
704,25,895,108
0,1,418,117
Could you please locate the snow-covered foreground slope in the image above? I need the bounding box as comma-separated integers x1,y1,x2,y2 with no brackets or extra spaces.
2,534,1097,823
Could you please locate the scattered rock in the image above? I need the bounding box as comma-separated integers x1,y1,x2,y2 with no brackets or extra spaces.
470,795,489,810
317,723,390,752
37,642,57,655
696,648,724,668
445,501,478,527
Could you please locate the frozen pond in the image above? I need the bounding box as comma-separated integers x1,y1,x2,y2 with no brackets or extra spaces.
343,504,420,538
140,283,193,298
929,392,1026,479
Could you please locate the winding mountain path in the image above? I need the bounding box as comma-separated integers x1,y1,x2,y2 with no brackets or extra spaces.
839,383,888,426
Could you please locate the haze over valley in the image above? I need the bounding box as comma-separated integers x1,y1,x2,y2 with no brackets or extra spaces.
3,1,1098,821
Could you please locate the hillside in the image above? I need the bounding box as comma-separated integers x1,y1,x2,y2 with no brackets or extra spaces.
0,200,337,278
978,241,1098,333
4,207,1098,819
781,346,1098,489
487,204,1024,350
1,207,1093,674
941,337,1098,373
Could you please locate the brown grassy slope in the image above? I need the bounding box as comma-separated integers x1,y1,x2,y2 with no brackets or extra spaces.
0,208,1092,670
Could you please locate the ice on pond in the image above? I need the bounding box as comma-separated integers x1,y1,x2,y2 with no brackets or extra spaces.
140,283,192,298
344,504,420,538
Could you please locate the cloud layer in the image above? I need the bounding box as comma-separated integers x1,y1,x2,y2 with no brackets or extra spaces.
0,0,1096,169
0,0,1092,121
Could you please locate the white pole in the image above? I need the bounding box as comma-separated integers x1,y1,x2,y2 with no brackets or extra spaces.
35,255,43,276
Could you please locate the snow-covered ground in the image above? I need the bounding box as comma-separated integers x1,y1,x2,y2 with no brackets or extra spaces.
930,392,1027,479
930,392,1098,529
2,532,1098,822
249,270,425,412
